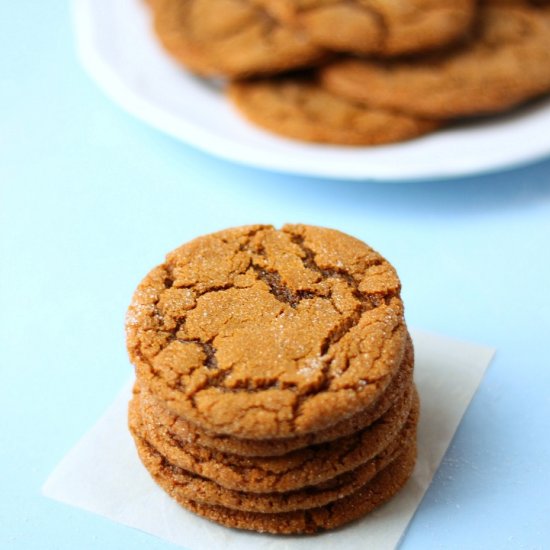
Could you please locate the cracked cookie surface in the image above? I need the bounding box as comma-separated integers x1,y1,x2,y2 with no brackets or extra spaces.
137,336,413,457
148,0,326,77
321,4,550,118
257,0,476,56
228,77,441,145
129,392,417,513
126,225,408,439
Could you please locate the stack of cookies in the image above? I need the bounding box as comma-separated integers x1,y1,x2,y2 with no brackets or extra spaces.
126,224,419,534
145,0,550,145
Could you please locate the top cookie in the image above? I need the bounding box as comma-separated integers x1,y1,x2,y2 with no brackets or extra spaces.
126,225,408,440
257,0,476,56
321,4,550,118
148,0,326,77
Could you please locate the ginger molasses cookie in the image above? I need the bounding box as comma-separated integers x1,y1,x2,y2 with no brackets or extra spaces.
126,224,409,440
257,0,476,56
134,435,418,534
137,338,413,457
136,385,417,493
228,76,440,145
129,395,418,513
148,0,326,77
321,4,550,119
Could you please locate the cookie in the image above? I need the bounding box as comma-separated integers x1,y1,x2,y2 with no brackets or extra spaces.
135,384,417,493
228,76,441,145
321,4,550,119
137,436,418,534
129,393,418,513
257,0,476,56
126,224,409,439
137,337,413,457
148,0,326,77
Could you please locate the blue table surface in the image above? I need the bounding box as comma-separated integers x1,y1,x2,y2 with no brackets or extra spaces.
2,3,550,549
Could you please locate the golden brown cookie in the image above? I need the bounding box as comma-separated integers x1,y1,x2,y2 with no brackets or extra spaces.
137,337,413,457
321,4,550,119
148,0,326,77
129,393,418,513
136,436,418,534
134,384,417,493
228,76,441,145
126,224,410,440
257,0,476,56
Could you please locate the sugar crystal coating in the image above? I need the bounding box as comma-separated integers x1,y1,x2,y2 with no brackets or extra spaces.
126,225,407,439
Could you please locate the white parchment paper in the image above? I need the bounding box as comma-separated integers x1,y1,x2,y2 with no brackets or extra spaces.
42,329,495,550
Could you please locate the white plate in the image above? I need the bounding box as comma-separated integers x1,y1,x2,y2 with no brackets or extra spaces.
74,0,550,181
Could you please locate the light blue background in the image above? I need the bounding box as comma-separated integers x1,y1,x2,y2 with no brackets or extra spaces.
2,2,550,549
